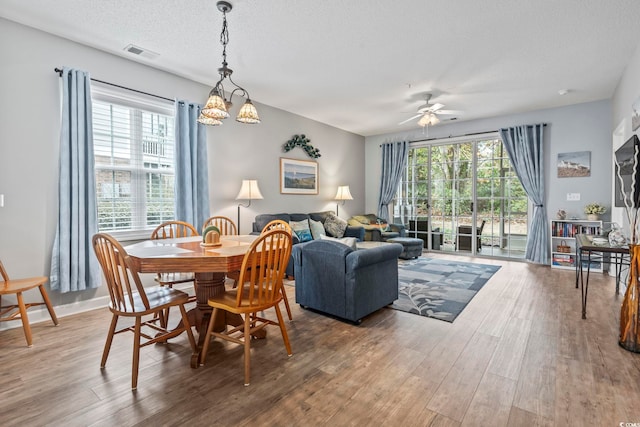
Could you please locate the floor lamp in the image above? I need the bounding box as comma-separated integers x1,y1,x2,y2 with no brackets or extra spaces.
236,180,263,234
335,185,353,217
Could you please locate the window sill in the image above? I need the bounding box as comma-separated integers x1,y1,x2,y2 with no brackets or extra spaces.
102,229,155,242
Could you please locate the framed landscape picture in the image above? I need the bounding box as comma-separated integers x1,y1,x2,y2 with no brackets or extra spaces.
557,151,591,178
280,157,318,194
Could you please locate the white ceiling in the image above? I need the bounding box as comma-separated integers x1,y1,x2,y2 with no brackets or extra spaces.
2,0,640,136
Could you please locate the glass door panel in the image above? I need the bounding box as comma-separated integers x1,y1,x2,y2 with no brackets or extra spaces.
396,136,527,259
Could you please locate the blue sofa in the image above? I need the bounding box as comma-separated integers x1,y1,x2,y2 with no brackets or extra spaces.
252,211,365,277
292,239,402,323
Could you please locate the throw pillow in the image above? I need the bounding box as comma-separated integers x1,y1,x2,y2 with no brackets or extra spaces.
324,214,348,237
309,218,326,240
289,219,313,242
319,234,358,250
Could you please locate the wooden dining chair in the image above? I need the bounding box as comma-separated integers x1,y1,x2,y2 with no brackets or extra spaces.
92,233,196,390
0,260,59,347
150,221,199,323
262,219,293,234
261,220,294,320
202,215,238,236
200,228,293,386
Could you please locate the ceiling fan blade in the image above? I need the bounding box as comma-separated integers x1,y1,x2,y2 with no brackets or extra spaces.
434,109,463,115
430,103,444,112
398,114,422,125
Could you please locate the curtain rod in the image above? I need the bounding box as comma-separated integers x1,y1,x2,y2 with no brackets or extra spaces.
54,67,176,103
408,123,547,144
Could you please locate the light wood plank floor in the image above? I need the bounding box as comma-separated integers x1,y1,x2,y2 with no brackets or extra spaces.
1,253,639,426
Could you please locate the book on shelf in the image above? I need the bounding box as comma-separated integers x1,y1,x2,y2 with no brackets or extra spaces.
552,221,601,238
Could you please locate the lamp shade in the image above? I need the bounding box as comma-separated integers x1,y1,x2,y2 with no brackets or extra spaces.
197,112,222,126
335,185,353,201
236,100,261,124
202,89,230,120
236,180,264,200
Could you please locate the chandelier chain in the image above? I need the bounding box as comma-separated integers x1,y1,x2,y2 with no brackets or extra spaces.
220,10,229,66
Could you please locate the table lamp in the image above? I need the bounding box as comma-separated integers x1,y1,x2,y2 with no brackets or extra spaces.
236,180,263,234
334,185,353,217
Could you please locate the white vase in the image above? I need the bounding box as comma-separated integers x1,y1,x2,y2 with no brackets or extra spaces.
587,214,599,221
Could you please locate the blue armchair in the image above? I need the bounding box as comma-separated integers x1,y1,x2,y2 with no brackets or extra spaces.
292,240,402,323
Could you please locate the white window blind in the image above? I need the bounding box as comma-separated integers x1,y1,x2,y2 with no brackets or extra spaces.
92,88,176,237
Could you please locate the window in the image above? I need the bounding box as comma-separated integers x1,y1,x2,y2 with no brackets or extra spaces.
92,88,176,238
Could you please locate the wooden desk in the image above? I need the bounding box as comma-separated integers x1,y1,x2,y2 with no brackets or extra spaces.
126,234,259,367
575,234,629,319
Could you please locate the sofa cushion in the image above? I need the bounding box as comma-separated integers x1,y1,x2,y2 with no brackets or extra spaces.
290,219,313,242
324,214,348,237
319,234,357,250
309,218,326,240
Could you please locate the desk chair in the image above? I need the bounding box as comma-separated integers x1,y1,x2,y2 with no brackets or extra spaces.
0,260,59,347
92,233,196,390
200,229,293,386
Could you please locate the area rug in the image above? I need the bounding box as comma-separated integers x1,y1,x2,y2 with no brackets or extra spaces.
390,257,501,322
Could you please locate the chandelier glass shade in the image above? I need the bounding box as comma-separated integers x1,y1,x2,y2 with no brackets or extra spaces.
199,1,260,126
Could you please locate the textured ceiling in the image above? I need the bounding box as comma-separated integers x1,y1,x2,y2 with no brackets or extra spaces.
2,0,640,136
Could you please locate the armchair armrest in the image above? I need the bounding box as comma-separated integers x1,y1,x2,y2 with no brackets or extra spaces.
346,244,402,270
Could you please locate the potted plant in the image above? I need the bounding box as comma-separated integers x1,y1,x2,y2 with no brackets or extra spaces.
584,202,606,221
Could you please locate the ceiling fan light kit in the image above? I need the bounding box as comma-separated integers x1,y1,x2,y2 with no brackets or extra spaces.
198,1,261,126
399,93,460,128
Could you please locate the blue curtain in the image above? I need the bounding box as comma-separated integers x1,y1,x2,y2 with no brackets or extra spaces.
499,124,549,264
175,101,210,231
50,67,101,293
377,141,409,222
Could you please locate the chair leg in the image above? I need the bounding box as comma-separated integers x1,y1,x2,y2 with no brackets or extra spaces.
243,314,251,386
132,316,142,390
38,284,59,326
199,307,219,366
16,292,33,347
281,288,293,320
274,305,292,356
101,314,118,368
179,304,197,351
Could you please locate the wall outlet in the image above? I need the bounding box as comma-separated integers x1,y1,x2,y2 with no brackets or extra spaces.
567,193,581,201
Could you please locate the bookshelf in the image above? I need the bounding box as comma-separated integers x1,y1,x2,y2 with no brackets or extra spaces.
550,219,603,271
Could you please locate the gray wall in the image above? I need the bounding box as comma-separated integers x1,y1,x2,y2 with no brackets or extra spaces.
0,18,364,312
365,100,613,230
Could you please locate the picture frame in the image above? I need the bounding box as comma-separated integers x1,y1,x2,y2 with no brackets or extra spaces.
280,157,318,194
557,151,591,178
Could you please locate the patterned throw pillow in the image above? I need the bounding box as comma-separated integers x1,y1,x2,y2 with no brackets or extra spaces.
309,218,326,240
324,214,348,237
289,219,313,242
319,234,357,250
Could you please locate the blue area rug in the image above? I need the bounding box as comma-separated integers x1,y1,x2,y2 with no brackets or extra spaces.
390,257,501,323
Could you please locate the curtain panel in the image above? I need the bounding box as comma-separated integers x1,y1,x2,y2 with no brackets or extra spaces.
175,101,210,231
50,67,101,292
499,124,549,264
377,141,409,222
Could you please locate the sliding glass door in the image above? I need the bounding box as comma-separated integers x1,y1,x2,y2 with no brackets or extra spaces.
394,135,527,259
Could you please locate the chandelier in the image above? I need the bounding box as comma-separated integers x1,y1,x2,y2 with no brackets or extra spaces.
198,1,260,126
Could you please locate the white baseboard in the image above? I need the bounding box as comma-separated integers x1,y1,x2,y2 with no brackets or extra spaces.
0,283,194,331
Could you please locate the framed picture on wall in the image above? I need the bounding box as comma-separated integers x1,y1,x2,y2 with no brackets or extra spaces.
280,157,318,194
633,96,640,131
557,151,591,178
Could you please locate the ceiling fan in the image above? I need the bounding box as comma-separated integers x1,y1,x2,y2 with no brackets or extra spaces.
398,94,461,127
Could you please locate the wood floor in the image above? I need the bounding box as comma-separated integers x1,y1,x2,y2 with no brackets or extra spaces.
1,253,640,426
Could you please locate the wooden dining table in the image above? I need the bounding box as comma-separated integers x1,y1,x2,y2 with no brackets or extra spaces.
125,234,260,367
